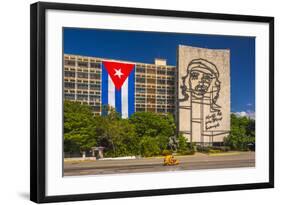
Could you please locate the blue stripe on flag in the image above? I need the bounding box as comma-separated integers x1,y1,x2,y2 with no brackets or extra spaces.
101,63,108,115
115,88,122,115
128,65,135,117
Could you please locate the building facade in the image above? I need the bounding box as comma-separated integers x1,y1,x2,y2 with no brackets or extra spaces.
64,54,176,116
177,45,230,145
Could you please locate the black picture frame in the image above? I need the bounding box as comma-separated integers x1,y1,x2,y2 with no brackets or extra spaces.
30,1,274,203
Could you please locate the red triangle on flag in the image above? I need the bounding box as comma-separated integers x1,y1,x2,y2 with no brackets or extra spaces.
103,61,135,90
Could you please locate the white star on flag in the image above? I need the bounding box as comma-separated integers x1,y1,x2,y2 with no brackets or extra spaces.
114,68,124,79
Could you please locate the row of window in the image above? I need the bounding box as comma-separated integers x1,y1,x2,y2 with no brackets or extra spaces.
64,60,101,68
136,99,145,103
65,82,101,90
89,102,101,106
76,91,99,95
136,78,145,83
136,88,145,93
91,106,101,112
65,71,101,79
77,84,88,89
136,96,174,102
65,60,75,66
65,71,75,77
64,93,101,100
135,88,174,94
135,79,175,85
136,66,175,71
167,90,175,95
136,69,174,75
65,82,75,88
136,100,175,105
157,89,165,94
63,101,174,114
65,93,75,100
78,73,101,79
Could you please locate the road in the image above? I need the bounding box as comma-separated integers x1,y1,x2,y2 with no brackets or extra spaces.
64,152,255,176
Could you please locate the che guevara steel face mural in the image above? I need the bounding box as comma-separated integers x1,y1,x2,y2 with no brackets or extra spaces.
177,45,230,145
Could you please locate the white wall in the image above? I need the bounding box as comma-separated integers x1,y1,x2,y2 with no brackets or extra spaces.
0,0,279,204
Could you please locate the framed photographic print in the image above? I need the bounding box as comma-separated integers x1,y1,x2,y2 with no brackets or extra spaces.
30,1,274,203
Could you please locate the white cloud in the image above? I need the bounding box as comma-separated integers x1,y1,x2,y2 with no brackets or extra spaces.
233,111,255,119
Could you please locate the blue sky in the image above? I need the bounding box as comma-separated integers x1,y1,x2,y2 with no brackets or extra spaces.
63,28,255,115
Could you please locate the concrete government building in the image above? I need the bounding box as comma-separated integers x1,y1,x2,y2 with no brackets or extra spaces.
64,45,230,145
64,54,176,115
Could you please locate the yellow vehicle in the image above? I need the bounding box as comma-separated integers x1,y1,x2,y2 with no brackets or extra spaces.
163,155,179,166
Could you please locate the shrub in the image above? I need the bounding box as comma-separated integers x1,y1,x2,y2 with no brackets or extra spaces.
197,146,230,153
179,149,195,155
197,146,211,153
212,146,230,152
178,134,188,150
208,149,221,154
140,136,161,157
176,134,195,155
162,149,172,156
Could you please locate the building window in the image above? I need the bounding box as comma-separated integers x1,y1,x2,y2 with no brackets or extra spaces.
77,94,88,101
77,83,88,90
90,95,100,101
90,62,101,68
147,88,155,94
167,70,174,75
136,97,145,104
77,72,88,79
90,84,100,90
65,71,75,78
157,70,166,75
136,108,145,112
91,106,100,112
64,93,75,100
136,87,145,93
147,69,155,74
147,79,156,84
64,82,75,88
65,60,75,66
167,80,174,85
147,97,155,104
157,89,165,94
157,108,165,113
167,89,175,94
136,77,145,83
136,67,145,73
167,99,174,104
147,108,155,112
157,79,166,84
77,61,88,67
90,73,100,79
157,99,166,104
167,109,174,113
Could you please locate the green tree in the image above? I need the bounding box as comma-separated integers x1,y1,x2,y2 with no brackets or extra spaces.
95,105,139,157
64,102,178,158
64,101,97,153
224,114,255,150
140,136,161,157
176,134,194,155
178,134,188,152
129,112,176,154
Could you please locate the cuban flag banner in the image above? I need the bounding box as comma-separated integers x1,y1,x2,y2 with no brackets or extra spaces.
101,60,135,118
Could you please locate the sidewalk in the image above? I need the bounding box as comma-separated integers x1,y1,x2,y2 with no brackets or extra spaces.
64,151,255,176
64,151,254,168
64,151,245,163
